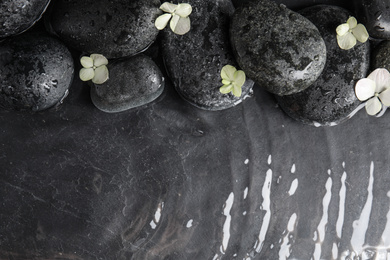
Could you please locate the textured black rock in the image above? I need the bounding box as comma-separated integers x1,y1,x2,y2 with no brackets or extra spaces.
0,0,51,38
161,0,254,111
233,0,349,10
47,0,161,58
0,32,74,111
276,5,370,126
90,54,164,113
371,40,390,71
353,0,390,40
230,0,326,96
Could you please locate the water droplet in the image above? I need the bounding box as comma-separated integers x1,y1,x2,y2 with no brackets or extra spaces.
375,26,385,32
192,129,204,137
314,55,319,61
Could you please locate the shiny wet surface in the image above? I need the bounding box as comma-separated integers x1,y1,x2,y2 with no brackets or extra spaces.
1,75,390,259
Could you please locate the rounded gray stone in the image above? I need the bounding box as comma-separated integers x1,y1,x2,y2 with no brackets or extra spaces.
47,0,161,59
371,40,390,71
90,54,164,113
0,32,74,111
230,0,326,96
0,0,51,38
161,0,254,111
276,5,370,126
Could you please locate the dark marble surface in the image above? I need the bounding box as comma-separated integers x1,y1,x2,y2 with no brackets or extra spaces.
2,1,390,260
2,72,390,260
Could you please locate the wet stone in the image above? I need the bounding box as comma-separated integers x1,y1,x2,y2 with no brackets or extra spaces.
230,0,326,96
0,32,74,112
276,5,370,126
353,0,390,40
161,0,254,111
371,41,390,71
0,0,51,38
47,0,161,59
90,54,164,113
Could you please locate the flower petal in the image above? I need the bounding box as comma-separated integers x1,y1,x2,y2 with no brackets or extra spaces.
220,84,233,94
221,65,237,81
379,88,390,106
175,3,192,17
222,79,231,85
355,78,376,101
160,2,177,13
365,97,382,116
91,54,108,67
80,56,93,68
79,68,95,81
347,16,358,29
170,15,190,35
336,23,349,36
92,65,109,84
232,84,242,97
367,68,390,93
233,70,246,88
352,24,369,43
337,32,356,50
155,13,172,30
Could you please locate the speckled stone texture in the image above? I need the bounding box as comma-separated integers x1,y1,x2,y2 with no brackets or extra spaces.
233,0,349,10
0,32,74,111
160,0,254,111
353,0,390,40
46,0,161,59
90,54,164,113
0,0,51,38
371,41,390,71
230,0,326,96
276,5,370,126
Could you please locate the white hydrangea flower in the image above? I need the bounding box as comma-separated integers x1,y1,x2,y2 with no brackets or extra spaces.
155,2,192,35
355,68,390,116
220,65,246,97
336,16,369,50
79,54,109,84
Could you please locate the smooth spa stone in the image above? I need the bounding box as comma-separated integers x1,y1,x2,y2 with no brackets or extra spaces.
160,0,254,111
0,32,74,111
46,0,161,58
0,0,51,38
276,5,370,126
353,0,390,40
233,0,349,10
90,54,164,113
230,0,326,96
371,40,390,71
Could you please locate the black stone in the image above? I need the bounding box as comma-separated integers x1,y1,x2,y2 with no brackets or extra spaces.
90,54,164,113
276,5,370,126
0,32,74,111
233,0,350,10
0,0,51,38
353,0,390,40
230,0,326,96
371,40,390,71
160,0,254,111
46,0,161,59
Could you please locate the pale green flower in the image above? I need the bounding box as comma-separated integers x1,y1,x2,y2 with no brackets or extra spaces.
220,65,246,97
355,68,390,116
155,2,192,35
336,16,369,50
79,54,109,84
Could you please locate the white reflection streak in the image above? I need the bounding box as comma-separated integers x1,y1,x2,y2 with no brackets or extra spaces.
149,201,164,229
313,176,333,260
279,213,297,260
350,161,374,255
336,171,347,238
288,178,298,196
255,168,273,253
221,192,234,254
